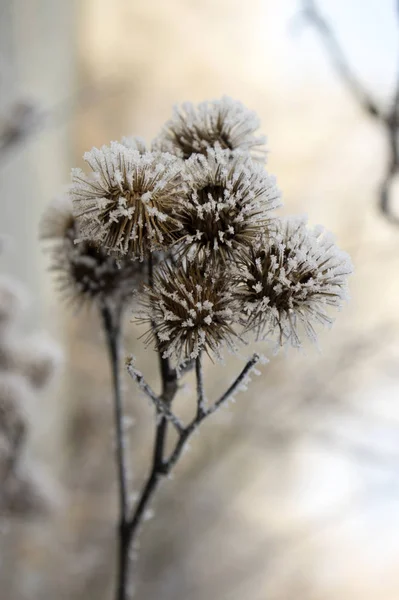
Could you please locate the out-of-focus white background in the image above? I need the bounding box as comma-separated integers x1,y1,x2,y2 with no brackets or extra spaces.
1,1,399,599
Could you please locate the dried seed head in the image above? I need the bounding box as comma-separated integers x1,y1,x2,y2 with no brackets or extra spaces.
70,142,185,259
177,148,281,264
236,217,353,348
154,96,267,161
136,261,241,363
41,196,145,309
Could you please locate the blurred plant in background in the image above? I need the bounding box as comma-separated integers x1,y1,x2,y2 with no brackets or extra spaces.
0,242,61,515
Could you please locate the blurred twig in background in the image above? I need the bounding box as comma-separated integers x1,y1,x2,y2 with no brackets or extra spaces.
302,0,399,224
0,77,130,167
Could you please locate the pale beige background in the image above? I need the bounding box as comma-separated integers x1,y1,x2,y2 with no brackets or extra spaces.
1,1,399,599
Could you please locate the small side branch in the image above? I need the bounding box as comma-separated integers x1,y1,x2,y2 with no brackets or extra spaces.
302,0,381,118
163,353,261,474
302,0,399,223
205,353,261,417
126,358,184,434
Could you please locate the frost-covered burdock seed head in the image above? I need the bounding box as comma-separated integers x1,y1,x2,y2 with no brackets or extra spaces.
237,217,353,348
177,148,281,264
154,96,267,161
70,142,184,259
41,196,145,309
136,261,241,363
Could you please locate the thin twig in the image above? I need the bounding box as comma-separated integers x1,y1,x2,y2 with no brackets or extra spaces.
302,0,380,118
126,359,184,433
302,0,399,223
101,302,130,600
195,354,206,418
205,353,260,418
163,353,261,475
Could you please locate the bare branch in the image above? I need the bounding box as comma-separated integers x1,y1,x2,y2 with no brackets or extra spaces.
302,0,399,223
302,0,381,118
206,353,261,417
163,353,262,475
126,358,184,434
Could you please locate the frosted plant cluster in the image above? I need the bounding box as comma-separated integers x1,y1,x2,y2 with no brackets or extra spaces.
42,96,352,362
41,96,353,600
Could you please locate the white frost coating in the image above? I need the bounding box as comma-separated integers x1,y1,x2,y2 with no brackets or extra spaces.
135,262,241,364
40,196,145,307
69,142,184,259
153,96,267,162
177,147,281,263
237,216,353,349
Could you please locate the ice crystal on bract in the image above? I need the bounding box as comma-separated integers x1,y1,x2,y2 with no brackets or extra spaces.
136,261,241,363
154,96,267,161
176,149,281,264
41,196,145,309
70,142,184,259
236,216,353,348
121,136,147,154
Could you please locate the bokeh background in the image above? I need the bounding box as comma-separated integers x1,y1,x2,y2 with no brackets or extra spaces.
1,1,399,598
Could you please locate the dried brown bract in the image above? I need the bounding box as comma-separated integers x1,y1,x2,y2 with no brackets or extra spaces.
154,96,267,161
236,217,353,348
176,148,280,265
41,196,145,309
70,142,185,259
136,260,241,363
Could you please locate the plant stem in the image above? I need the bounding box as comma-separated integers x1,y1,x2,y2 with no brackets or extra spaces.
101,303,130,600
125,353,178,547
111,252,262,598
117,254,179,597
195,354,205,418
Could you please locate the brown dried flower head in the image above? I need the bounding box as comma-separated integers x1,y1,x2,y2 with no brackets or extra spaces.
236,217,353,348
154,96,267,161
70,141,185,259
176,148,281,264
41,196,145,309
136,261,241,363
